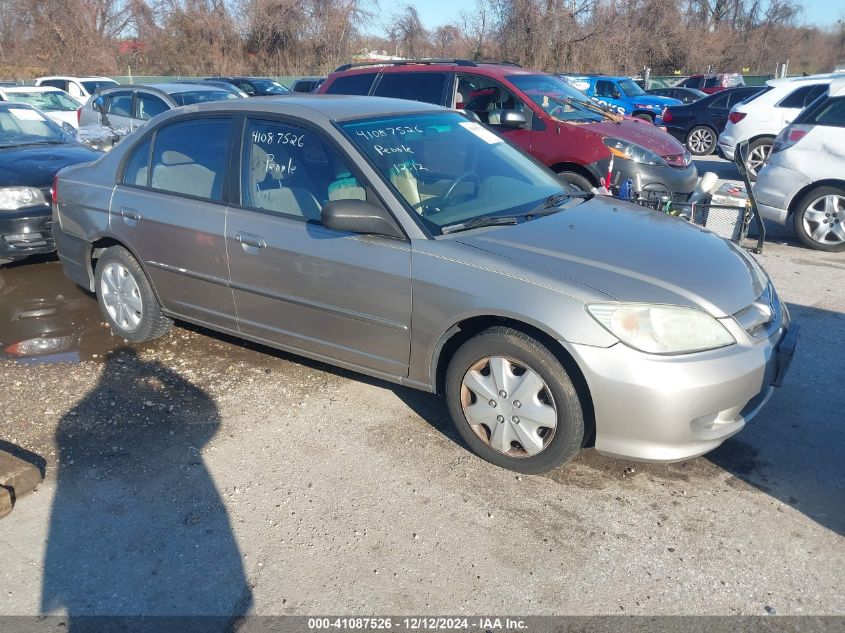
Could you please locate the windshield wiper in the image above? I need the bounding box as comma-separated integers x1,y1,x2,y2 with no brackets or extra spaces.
441,215,519,235
521,191,593,219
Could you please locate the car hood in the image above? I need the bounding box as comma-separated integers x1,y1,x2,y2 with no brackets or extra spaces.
452,196,766,317
586,119,687,157
0,143,101,188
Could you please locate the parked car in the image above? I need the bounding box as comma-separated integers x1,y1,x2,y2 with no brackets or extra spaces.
678,73,744,94
35,76,119,103
52,96,797,473
79,83,240,133
662,86,765,155
176,79,249,98
0,102,101,264
754,78,845,252
208,77,290,96
319,60,698,196
291,76,326,93
558,74,682,123
646,86,707,104
718,73,843,179
0,86,82,128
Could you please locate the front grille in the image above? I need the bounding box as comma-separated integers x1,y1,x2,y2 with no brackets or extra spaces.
733,285,781,340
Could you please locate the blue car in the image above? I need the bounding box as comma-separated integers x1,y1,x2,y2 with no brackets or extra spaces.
558,74,682,124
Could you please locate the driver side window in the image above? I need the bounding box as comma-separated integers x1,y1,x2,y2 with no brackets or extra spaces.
459,76,523,125
595,80,616,98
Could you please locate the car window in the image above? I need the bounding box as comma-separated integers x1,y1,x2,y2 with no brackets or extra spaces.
7,91,79,112
0,105,65,146
149,118,232,201
81,80,118,95
459,75,524,124
727,89,756,108
778,84,825,109
241,119,365,222
373,72,446,105
800,96,845,127
709,93,729,109
341,112,566,236
170,90,238,106
595,80,616,98
508,74,605,123
122,137,152,186
703,76,719,89
137,93,169,120
325,73,377,96
40,79,67,91
682,77,702,89
106,92,133,117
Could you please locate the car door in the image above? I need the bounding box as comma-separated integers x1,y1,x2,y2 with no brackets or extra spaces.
594,79,626,115
99,90,134,129
108,115,238,330
707,92,731,130
225,116,412,377
457,74,535,151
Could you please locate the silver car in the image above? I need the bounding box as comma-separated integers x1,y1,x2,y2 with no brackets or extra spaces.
52,96,798,473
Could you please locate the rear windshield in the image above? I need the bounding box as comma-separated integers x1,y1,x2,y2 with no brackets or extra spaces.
171,90,239,106
325,72,378,96
250,79,289,94
81,80,118,94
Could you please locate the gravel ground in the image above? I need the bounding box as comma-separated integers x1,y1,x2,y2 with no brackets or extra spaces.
0,169,843,619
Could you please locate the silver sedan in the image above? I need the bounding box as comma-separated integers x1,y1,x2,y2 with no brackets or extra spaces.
52,95,798,473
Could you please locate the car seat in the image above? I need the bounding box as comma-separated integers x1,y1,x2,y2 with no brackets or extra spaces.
247,144,321,221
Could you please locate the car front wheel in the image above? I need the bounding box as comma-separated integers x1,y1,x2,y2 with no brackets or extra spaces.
445,327,584,473
95,245,173,342
793,186,845,252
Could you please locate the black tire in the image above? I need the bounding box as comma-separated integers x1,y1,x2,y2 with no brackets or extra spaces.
685,125,717,156
792,186,845,252
445,327,584,474
556,171,594,192
745,137,773,182
633,112,654,123
94,245,172,343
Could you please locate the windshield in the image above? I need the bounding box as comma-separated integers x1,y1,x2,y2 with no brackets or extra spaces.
508,74,606,122
341,112,570,235
251,80,289,95
0,104,66,146
619,79,645,97
7,90,79,112
81,80,118,94
171,90,240,106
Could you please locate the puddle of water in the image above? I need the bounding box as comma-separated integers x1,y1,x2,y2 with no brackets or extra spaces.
0,258,122,364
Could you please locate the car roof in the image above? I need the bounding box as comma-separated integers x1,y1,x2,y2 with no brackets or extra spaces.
160,94,443,122
766,73,845,88
328,60,532,81
37,76,116,82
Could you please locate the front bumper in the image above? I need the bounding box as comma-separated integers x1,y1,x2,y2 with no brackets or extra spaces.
753,162,812,225
591,157,699,197
563,317,798,462
0,209,54,261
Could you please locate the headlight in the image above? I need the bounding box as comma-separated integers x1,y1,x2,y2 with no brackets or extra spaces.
0,187,48,210
602,137,665,166
586,303,735,354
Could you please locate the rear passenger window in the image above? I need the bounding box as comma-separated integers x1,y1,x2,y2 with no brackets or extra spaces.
374,72,446,105
703,76,719,89
804,97,845,127
149,118,232,201
709,93,729,109
122,137,152,186
325,73,377,96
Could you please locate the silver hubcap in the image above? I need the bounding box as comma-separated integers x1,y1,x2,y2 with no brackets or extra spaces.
460,356,557,457
688,128,714,153
746,143,771,177
803,194,845,245
100,262,143,332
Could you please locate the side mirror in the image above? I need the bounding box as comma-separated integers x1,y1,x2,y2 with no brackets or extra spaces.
321,199,404,240
488,109,526,129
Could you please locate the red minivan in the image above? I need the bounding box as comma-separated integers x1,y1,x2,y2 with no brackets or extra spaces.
319,59,698,197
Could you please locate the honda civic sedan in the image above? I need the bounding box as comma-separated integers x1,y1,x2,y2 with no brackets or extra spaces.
52,96,798,473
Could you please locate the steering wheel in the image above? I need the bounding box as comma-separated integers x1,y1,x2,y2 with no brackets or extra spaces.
443,172,480,201
548,104,566,118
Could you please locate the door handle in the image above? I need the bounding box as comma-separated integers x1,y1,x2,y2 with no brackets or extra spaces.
120,207,141,222
236,232,266,249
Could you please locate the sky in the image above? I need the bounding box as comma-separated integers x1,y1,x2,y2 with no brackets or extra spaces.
372,0,839,33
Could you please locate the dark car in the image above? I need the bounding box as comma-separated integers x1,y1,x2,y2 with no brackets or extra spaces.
0,102,101,264
646,87,707,104
678,73,745,94
291,76,326,93
176,79,249,98
662,86,765,155
319,59,698,197
209,76,291,96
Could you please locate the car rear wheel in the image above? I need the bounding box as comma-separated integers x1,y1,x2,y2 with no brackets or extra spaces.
95,245,173,342
445,327,584,473
793,186,845,252
686,126,717,155
745,137,773,181
556,171,593,192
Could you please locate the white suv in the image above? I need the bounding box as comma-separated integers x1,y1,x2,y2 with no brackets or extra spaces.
718,73,844,179
34,76,119,103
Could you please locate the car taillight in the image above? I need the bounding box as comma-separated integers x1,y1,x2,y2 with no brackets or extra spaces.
772,125,810,153
662,108,673,123
728,111,746,124
51,174,59,205
77,107,82,125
